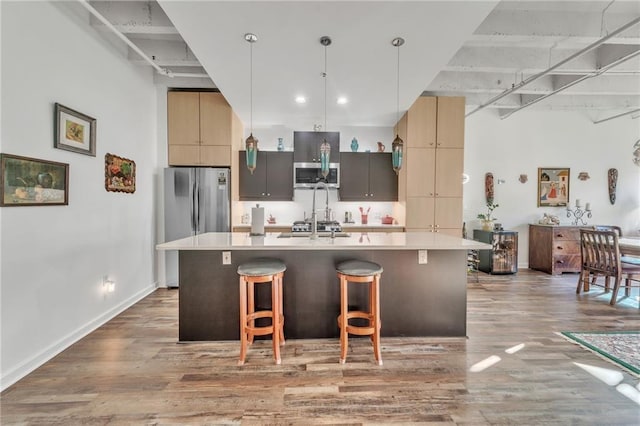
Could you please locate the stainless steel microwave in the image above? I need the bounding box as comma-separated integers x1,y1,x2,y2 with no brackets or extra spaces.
293,162,340,188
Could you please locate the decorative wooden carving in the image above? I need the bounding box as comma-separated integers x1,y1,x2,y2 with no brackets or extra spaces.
608,168,618,205
485,172,494,204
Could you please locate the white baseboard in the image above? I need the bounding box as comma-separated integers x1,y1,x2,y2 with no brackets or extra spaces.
0,283,157,392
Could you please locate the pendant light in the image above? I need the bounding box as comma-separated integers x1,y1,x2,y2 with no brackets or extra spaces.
244,33,258,174
319,36,332,179
391,37,405,175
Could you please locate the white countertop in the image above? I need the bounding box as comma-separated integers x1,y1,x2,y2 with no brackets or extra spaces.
233,223,405,229
156,232,490,251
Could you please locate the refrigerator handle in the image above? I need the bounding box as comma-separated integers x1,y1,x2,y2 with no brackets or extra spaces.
194,169,200,232
190,169,197,233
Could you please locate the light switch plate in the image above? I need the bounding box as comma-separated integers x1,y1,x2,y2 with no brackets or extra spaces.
418,250,428,264
222,251,231,265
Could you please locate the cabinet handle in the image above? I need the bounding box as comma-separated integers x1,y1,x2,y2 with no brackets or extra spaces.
435,225,440,228
370,193,373,197
435,193,439,196
429,192,434,196
557,246,563,250
556,234,563,238
365,194,369,197
556,260,564,264
261,192,266,196
267,193,271,196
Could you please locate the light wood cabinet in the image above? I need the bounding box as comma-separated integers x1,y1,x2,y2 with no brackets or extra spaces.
436,97,465,148
167,91,240,166
398,96,465,235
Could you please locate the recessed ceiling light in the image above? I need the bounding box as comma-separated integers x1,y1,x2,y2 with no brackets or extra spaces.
337,96,348,105
295,96,306,104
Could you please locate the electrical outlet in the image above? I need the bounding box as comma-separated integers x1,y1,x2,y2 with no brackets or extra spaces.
222,251,231,265
418,250,428,264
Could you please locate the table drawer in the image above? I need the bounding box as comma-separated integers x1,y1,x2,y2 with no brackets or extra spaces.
553,254,581,273
552,240,580,255
553,229,580,241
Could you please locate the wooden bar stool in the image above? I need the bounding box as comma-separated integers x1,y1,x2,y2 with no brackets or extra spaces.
336,260,383,365
237,258,286,366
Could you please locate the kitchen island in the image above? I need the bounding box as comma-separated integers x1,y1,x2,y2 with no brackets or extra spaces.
156,232,489,341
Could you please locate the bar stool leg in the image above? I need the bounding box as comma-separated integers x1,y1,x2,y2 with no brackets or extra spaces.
339,274,348,364
372,274,382,366
278,272,285,345
271,273,281,364
238,276,248,366
247,280,255,344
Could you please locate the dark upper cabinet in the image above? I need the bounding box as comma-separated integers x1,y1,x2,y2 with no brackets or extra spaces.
293,131,340,163
239,151,293,201
339,152,398,201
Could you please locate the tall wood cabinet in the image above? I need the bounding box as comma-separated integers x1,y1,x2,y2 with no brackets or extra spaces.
167,91,241,166
396,96,465,236
529,224,582,275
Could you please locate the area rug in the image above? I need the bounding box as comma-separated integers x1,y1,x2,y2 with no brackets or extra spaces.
560,331,640,377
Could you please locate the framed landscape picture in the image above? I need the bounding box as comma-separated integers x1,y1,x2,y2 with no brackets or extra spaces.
54,103,96,156
1,153,69,206
105,153,136,193
538,167,569,207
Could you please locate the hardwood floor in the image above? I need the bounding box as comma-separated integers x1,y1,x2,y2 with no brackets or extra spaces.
2,270,639,425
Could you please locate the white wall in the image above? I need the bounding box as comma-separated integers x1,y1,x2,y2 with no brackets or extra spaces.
1,1,158,389
464,109,640,267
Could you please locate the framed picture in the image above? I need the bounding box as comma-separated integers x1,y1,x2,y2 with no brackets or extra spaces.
538,167,570,207
1,153,69,206
105,153,136,193
54,103,96,156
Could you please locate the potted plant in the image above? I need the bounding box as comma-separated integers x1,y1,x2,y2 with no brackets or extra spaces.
477,202,499,231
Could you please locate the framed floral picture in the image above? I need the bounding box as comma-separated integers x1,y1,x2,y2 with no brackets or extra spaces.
1,153,69,206
54,103,96,156
105,153,136,194
537,167,569,207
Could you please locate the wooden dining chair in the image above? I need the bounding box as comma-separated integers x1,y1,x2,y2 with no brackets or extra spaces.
578,229,640,307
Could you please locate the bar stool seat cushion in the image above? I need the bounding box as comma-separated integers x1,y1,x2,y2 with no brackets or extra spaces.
621,256,640,266
237,258,286,276
336,260,383,276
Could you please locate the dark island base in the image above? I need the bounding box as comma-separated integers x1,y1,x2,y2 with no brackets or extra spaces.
178,249,467,341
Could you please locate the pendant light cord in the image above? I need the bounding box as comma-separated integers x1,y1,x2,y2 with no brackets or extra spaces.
250,39,253,134
396,41,400,127
320,36,331,132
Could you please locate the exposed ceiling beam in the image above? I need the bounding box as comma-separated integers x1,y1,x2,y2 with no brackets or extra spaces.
465,16,640,117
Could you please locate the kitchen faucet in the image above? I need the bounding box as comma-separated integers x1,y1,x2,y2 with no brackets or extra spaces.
310,180,330,239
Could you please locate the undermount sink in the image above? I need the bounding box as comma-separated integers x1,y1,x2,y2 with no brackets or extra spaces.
278,232,351,238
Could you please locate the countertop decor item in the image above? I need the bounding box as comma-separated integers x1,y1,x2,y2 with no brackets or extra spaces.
54,103,96,157
566,199,591,225
350,137,359,152
477,202,499,231
277,137,284,151
578,172,590,181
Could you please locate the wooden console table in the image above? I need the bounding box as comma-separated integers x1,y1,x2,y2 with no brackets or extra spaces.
529,224,583,275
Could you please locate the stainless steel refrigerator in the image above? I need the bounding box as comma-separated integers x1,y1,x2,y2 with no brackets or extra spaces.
164,167,230,287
